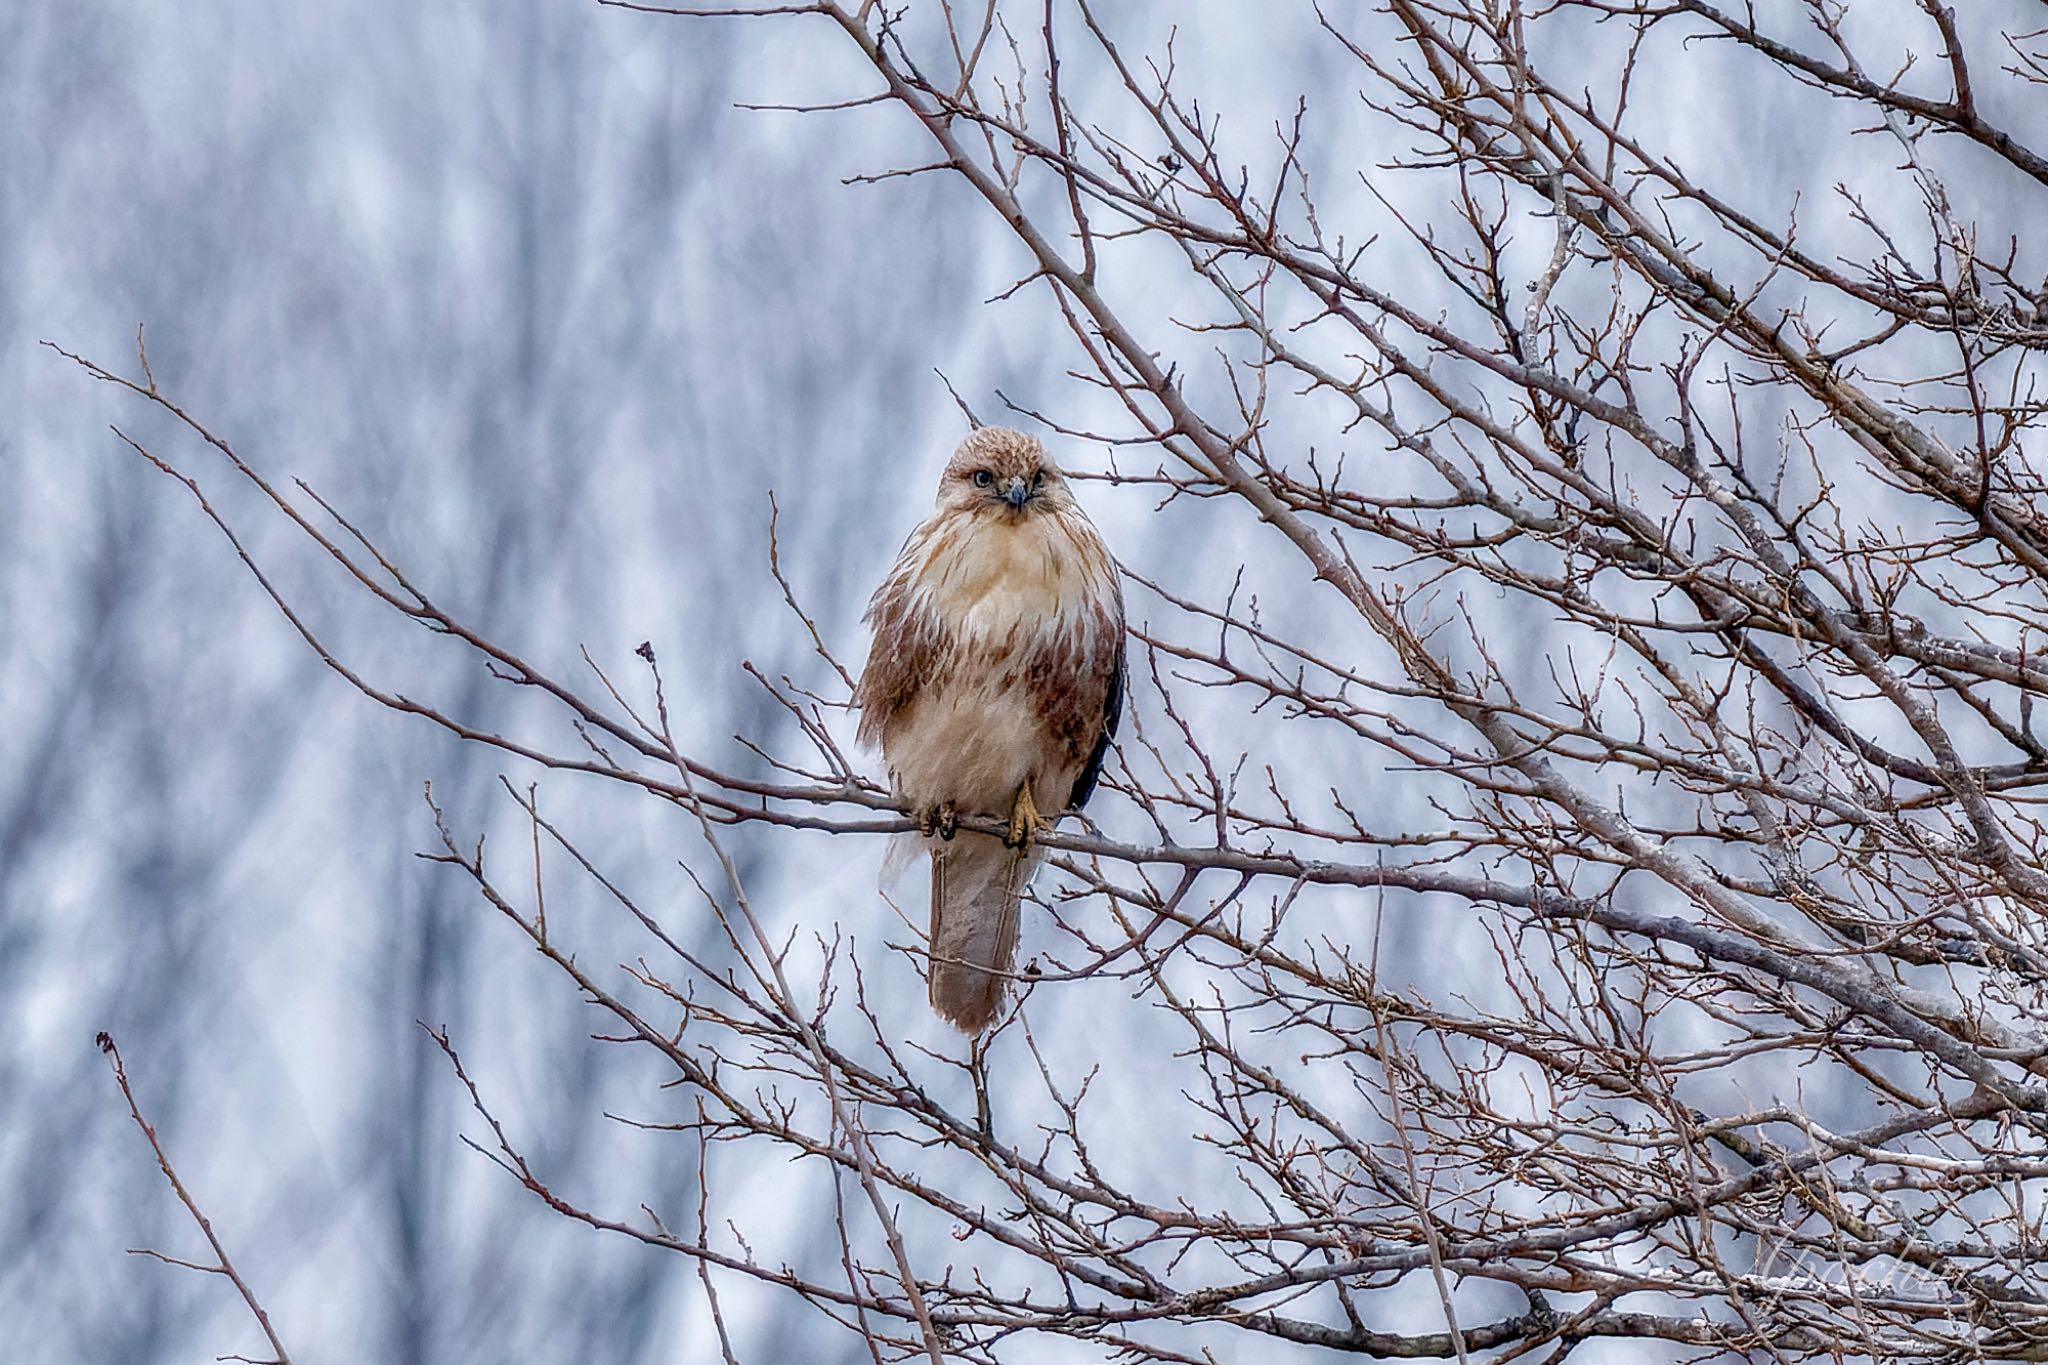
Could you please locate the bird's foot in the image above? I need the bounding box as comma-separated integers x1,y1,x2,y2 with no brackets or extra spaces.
918,801,958,841
1004,784,1052,850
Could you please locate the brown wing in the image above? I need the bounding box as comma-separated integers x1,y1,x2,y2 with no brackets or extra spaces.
1066,632,1124,812
854,534,945,752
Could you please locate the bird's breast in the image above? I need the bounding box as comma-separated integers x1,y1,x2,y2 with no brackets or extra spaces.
912,510,1111,652
876,507,1120,814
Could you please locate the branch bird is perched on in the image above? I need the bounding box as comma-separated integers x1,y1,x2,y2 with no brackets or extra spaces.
856,428,1126,1033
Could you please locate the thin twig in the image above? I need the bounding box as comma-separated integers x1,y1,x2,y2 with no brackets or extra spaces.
98,1033,294,1365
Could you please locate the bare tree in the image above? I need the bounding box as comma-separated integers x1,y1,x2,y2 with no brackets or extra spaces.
64,0,2048,1360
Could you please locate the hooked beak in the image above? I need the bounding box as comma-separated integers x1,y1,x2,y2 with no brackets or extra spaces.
1001,475,1030,508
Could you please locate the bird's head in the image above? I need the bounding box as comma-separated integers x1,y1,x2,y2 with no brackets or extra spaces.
935,427,1076,520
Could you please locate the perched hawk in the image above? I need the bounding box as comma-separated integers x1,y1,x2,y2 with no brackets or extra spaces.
856,428,1126,1033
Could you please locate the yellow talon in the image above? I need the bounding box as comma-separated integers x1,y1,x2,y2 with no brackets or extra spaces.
1004,783,1050,850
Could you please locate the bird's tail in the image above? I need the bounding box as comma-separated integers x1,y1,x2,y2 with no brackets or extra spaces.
927,831,1038,1033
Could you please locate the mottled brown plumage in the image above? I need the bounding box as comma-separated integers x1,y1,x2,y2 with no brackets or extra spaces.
856,428,1125,1033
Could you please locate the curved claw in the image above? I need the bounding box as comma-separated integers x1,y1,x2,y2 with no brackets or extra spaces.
919,801,959,841
1004,784,1051,850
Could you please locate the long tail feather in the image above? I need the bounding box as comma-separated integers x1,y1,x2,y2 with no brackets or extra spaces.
927,831,1038,1033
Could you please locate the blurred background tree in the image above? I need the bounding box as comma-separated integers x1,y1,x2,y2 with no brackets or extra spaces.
14,1,2048,1361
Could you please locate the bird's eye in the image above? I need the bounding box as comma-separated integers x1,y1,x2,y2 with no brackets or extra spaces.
972,470,994,487
1032,470,1046,488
